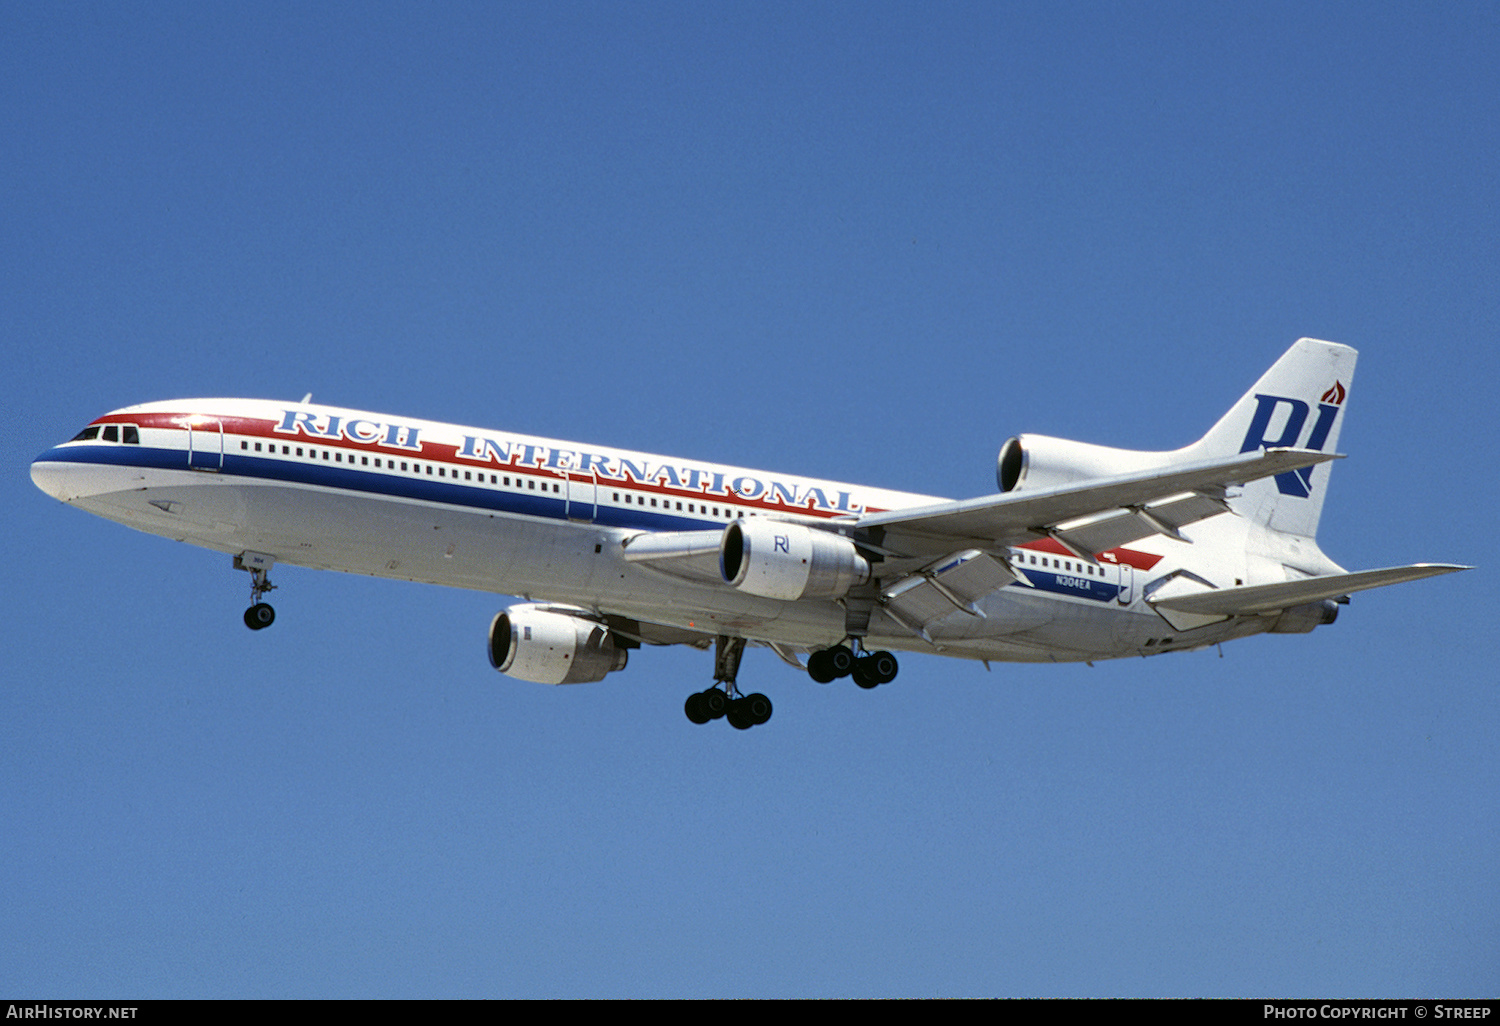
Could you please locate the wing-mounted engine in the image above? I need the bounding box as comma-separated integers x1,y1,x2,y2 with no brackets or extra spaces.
487,604,628,685
719,518,870,601
997,434,1183,492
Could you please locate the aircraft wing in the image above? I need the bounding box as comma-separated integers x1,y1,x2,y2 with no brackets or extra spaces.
854,447,1340,560
1149,563,1470,616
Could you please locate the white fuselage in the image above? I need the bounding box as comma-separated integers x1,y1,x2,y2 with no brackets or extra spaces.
31,398,1286,664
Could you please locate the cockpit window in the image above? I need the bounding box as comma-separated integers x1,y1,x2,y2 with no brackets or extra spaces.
69,423,139,443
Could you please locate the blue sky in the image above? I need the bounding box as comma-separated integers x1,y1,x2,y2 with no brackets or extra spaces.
2,1,1495,997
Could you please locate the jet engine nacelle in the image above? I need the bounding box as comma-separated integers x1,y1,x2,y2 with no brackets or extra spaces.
719,519,870,601
487,604,628,685
997,434,1182,493
1269,599,1341,634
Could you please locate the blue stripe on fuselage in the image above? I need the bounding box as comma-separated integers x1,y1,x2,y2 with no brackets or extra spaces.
33,444,731,534
1014,567,1119,602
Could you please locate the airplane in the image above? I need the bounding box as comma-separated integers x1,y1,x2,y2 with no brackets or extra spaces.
30,338,1466,730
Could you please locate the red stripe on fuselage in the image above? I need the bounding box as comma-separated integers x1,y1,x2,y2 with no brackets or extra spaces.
1018,537,1163,571
88,411,885,519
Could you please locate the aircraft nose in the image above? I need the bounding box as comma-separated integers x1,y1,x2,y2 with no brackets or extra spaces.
31,449,81,502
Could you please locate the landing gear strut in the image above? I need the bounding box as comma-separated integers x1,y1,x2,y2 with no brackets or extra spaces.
234,552,277,631
808,642,898,687
684,636,773,729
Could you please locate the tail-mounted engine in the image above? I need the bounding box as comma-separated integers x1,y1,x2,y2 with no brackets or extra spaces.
719,518,870,601
487,604,628,685
997,434,1181,493
1269,599,1341,634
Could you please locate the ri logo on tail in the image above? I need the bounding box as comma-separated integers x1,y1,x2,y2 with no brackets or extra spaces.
1238,379,1347,498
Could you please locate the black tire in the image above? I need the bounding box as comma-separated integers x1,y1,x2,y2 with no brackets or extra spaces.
828,645,855,678
852,657,880,689
685,692,710,724
701,688,728,719
744,693,773,725
807,650,836,683
726,699,753,730
244,603,275,630
871,650,899,684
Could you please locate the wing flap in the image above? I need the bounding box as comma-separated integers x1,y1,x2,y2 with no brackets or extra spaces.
1051,492,1232,556
863,448,1339,557
1150,563,1470,616
881,549,1019,630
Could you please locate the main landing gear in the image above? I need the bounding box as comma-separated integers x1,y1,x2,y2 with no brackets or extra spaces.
807,643,898,688
685,636,773,730
234,552,277,631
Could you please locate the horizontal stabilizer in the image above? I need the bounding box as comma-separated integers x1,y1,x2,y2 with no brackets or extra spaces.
1150,563,1470,616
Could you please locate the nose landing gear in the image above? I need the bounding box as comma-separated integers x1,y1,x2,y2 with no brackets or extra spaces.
234,551,277,631
244,601,275,630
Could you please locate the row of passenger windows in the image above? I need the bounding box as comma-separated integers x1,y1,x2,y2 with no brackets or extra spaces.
72,424,140,444
239,439,565,492
1015,552,1105,577
614,493,738,518
236,438,743,516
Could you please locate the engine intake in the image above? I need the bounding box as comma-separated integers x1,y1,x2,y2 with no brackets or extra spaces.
487,605,628,685
719,519,869,601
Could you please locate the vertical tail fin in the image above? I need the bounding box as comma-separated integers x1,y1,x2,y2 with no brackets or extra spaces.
1188,338,1357,538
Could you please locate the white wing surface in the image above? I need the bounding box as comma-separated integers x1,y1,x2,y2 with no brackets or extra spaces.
1149,564,1469,616
854,447,1340,560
